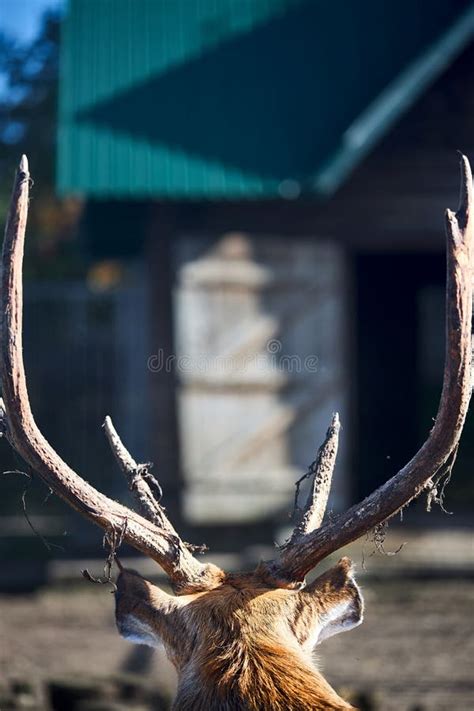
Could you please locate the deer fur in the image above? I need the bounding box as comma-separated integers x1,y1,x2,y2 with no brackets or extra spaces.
115,557,363,710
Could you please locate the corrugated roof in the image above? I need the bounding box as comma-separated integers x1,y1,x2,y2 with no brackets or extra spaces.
58,0,474,199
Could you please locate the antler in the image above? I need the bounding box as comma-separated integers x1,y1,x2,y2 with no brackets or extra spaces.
264,154,473,585
0,156,224,595
1,154,472,593
287,413,340,543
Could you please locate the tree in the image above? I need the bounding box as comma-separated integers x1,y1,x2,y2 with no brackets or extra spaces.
0,10,83,278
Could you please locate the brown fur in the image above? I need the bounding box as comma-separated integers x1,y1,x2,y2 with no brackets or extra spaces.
115,558,362,710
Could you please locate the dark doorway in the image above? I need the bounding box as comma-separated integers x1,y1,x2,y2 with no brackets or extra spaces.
355,253,446,499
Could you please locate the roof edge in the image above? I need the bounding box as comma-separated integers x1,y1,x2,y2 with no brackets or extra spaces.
313,4,474,196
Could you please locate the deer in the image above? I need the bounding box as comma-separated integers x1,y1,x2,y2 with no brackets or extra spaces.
0,154,472,711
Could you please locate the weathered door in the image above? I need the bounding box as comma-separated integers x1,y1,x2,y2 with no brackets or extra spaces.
173,233,350,530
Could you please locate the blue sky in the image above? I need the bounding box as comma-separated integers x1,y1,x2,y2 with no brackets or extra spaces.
2,0,64,44
1,0,64,97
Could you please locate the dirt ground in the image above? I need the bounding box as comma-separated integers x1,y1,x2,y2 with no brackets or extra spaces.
0,577,473,710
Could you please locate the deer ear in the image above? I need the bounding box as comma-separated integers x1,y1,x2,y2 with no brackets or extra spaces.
115,569,179,648
304,557,364,645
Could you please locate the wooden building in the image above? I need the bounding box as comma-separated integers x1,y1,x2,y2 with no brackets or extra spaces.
57,0,474,546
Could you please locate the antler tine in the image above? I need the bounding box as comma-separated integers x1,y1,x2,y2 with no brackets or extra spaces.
103,415,169,530
264,154,473,585
286,413,340,545
0,157,224,594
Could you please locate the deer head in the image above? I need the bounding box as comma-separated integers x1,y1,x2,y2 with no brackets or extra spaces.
1,155,472,711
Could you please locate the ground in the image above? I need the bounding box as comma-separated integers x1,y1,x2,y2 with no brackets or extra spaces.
0,576,473,710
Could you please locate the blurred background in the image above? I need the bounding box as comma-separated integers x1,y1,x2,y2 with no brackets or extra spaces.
0,1,473,709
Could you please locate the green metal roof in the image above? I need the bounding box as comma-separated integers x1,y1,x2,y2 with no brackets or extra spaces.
58,0,474,199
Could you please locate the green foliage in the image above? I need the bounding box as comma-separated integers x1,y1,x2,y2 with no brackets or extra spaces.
0,10,85,279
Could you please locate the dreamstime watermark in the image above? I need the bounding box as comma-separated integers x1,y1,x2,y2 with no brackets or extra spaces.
147,339,319,375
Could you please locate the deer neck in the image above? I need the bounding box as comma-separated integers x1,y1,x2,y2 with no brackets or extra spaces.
173,638,353,710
